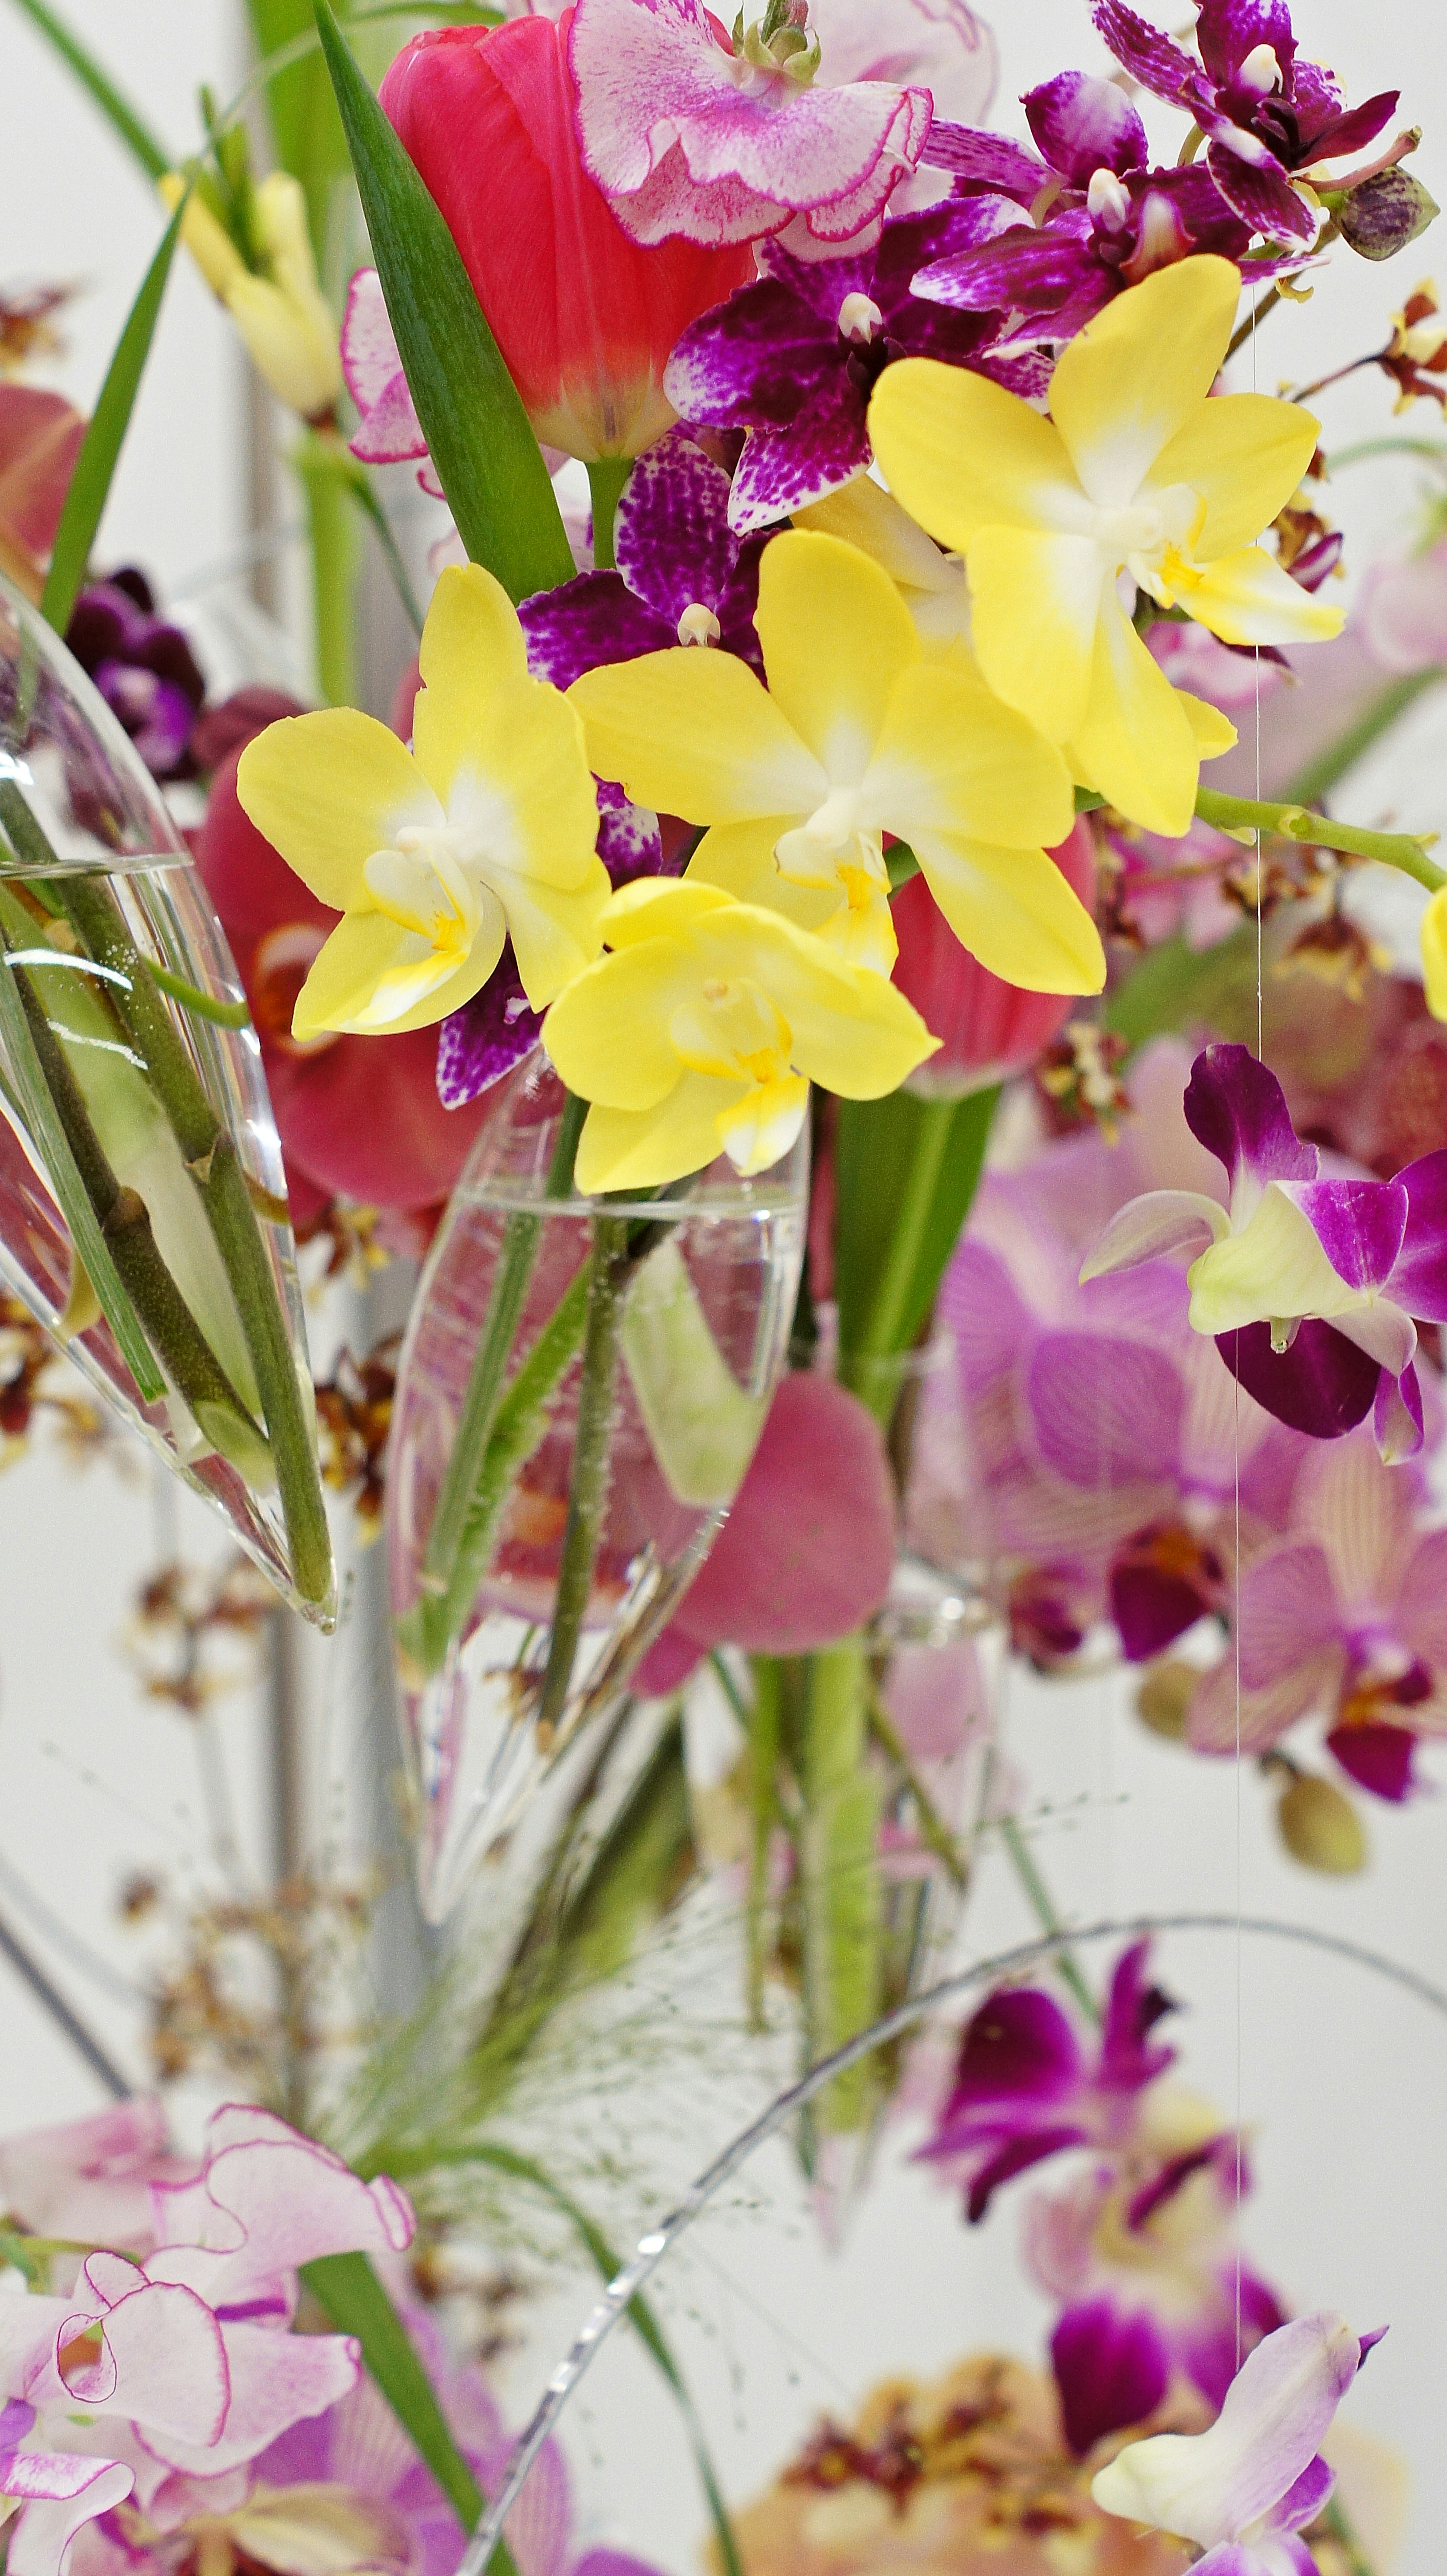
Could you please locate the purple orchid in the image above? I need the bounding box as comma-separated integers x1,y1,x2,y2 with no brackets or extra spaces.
663,201,1044,532
1092,0,1400,249
916,1939,1178,2220
1082,1044,1447,1461
1092,2313,1381,2576
1185,1423,1447,1800
915,70,1285,341
567,0,932,254
65,572,206,780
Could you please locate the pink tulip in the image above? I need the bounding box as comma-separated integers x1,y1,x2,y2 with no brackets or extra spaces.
379,13,753,461
890,822,1098,1095
197,747,494,1218
636,1370,898,1689
0,384,86,601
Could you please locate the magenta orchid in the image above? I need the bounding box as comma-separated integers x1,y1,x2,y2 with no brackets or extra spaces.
1082,1044,1447,1461
1091,0,1400,249
567,0,932,253
1092,2312,1381,2576
662,201,1044,532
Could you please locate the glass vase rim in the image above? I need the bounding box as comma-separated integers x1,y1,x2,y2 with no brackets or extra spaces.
0,568,191,876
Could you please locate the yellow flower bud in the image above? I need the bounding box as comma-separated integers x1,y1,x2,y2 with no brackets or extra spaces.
1276,1770,1368,1875
161,170,341,423
1134,1658,1197,1741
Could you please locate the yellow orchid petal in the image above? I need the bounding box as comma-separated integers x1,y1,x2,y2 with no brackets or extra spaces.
569,650,823,824
1067,591,1202,837
1160,543,1345,648
1177,690,1239,760
701,904,933,1097
292,904,503,1040
717,1069,811,1176
492,861,610,1012
1145,392,1322,559
1422,888,1447,1020
911,830,1106,995
237,711,439,911
411,562,530,804
575,1072,744,1194
601,876,734,943
542,936,690,1110
1049,255,1242,506
864,659,1075,853
688,818,842,939
869,358,1080,553
965,528,1105,743
754,529,919,781
794,473,956,596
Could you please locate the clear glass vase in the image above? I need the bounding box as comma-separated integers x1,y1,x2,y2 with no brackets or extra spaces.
387,1049,809,1923
0,574,334,1624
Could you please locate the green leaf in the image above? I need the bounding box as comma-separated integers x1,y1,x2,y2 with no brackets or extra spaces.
7,0,170,179
1102,925,1258,1053
40,196,190,638
246,0,353,254
833,1087,997,1417
313,0,575,601
301,2252,514,2574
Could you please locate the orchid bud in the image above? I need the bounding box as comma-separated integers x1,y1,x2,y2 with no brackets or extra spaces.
677,602,722,646
1086,167,1131,231
1134,1659,1197,1741
381,20,753,463
1237,42,1282,96
1276,1769,1368,1874
1341,168,1441,262
161,172,341,423
837,292,884,345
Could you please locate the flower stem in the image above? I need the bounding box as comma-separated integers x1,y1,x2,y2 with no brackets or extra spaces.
997,1813,1099,2024
532,1212,632,1744
740,1652,781,2028
866,1693,970,1892
149,963,253,1027
799,1638,882,2136
586,458,632,572
1194,783,1445,890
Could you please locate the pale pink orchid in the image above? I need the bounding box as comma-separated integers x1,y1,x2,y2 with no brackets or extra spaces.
340,270,439,495
1092,2313,1381,2576
0,2103,184,2254
567,0,932,254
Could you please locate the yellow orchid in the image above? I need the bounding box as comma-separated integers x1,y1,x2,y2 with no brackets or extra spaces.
794,476,973,661
1421,885,1447,1019
542,878,937,1193
162,171,341,422
237,564,607,1040
569,529,1104,995
868,255,1341,839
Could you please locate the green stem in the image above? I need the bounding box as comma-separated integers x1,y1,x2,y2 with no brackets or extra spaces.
1281,667,1445,810
998,1813,1099,2024
30,856,332,1608
1225,285,1281,361
800,1639,881,2136
867,1694,969,1892
533,1212,631,1742
294,433,361,706
1193,784,1446,890
1320,2495,1375,2576
741,1653,781,2029
148,964,254,1028
348,472,426,638
843,1101,955,1403
586,458,632,571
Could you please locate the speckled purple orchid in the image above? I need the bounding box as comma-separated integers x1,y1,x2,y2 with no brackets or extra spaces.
663,201,1043,531
65,572,206,780
1185,1423,1447,1801
915,71,1279,341
916,1939,1178,2221
1082,1044,1447,1461
1092,0,1400,249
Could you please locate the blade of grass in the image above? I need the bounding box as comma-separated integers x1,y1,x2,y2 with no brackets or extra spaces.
40,191,191,638
7,0,170,180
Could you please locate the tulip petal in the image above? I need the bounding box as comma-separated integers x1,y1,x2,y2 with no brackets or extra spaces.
910,829,1106,994
293,908,503,1040
411,564,530,806
1165,544,1345,648
866,657,1075,852
1049,255,1243,507
1146,393,1321,560
967,528,1105,743
237,714,440,912
1081,1189,1229,1279
1091,2313,1362,2551
575,1070,742,1193
1068,589,1202,836
754,529,920,780
569,649,824,822
869,357,1082,551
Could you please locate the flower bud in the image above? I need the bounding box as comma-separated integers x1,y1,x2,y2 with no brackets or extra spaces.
1134,1657,1197,1741
1275,1770,1368,1874
1341,167,1440,262
379,15,753,461
892,821,1098,1097
161,173,341,421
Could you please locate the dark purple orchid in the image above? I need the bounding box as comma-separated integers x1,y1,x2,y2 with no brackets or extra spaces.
65,570,206,780
1091,0,1400,248
1083,1044,1447,1461
916,1939,1177,2221
916,70,1279,340
662,204,1046,536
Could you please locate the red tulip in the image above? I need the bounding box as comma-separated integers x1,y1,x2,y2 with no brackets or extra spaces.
0,383,85,601
379,12,753,461
890,821,1099,1095
197,746,492,1219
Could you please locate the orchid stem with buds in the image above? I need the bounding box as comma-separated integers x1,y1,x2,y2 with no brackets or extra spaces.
1194,785,1445,888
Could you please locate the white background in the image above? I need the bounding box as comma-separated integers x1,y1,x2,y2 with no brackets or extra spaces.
4,3,1447,2572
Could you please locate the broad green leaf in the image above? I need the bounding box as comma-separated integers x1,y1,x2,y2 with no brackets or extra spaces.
314,0,575,601
833,1086,997,1417
301,2251,515,2574
7,0,170,180
246,0,353,254
40,196,189,637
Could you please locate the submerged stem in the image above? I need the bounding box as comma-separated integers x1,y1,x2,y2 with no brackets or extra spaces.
998,1813,1099,2024
533,1212,631,1743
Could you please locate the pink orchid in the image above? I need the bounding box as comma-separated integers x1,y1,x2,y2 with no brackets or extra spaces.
0,2103,185,2254
567,0,932,254
340,271,441,495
